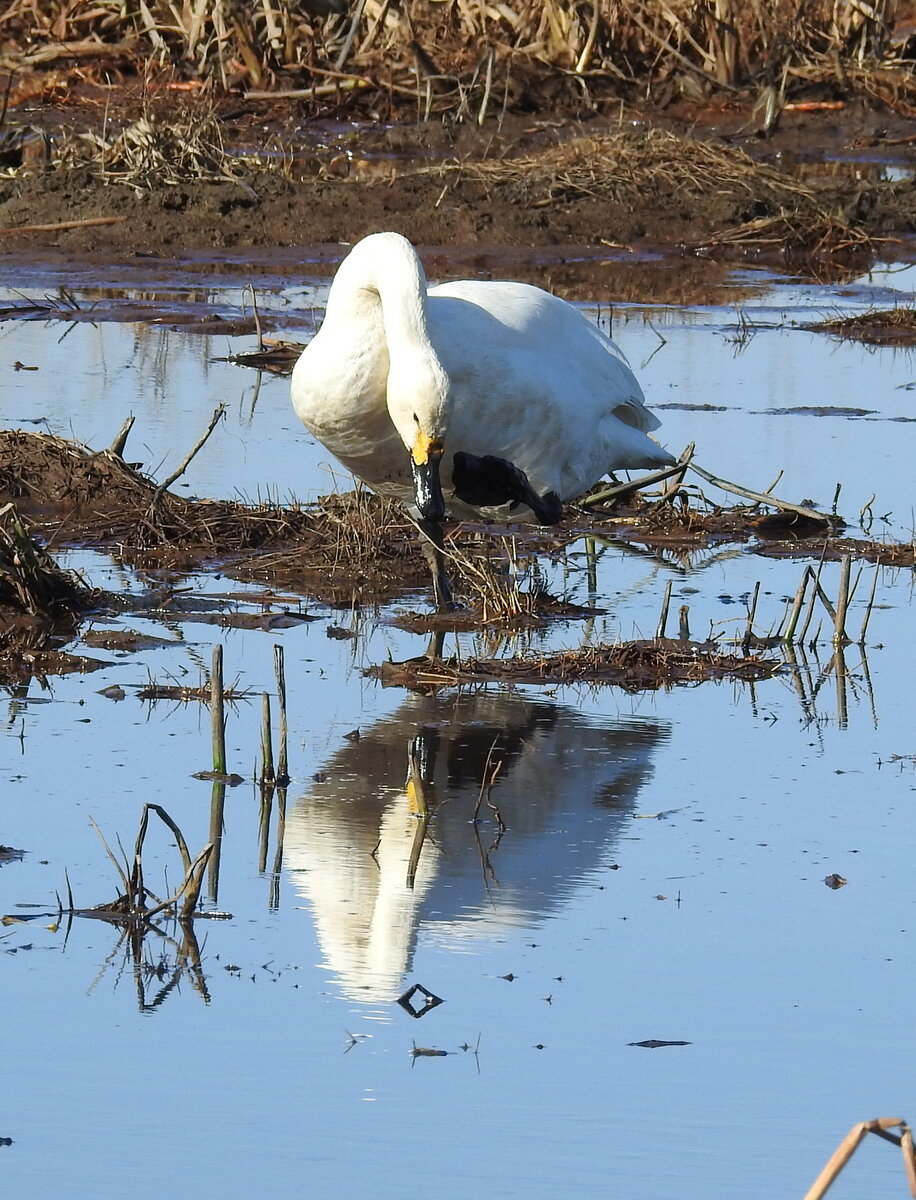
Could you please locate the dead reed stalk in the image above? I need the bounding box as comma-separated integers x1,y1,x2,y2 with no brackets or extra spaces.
0,1,906,116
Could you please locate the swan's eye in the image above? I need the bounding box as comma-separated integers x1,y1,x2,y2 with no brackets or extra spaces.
413,412,420,424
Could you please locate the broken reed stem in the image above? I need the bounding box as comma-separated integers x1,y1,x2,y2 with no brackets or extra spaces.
269,785,287,911
656,578,673,639
477,46,494,126
743,580,760,646
258,782,272,874
108,415,135,458
88,814,132,896
260,691,275,783
211,644,227,774
579,460,687,508
473,737,502,823
0,216,128,235
146,841,215,920
688,462,836,523
154,403,226,499
273,643,289,786
658,441,696,503
902,1126,916,1197
802,1118,915,1200
858,563,880,644
833,553,852,643
678,604,690,641
783,567,810,643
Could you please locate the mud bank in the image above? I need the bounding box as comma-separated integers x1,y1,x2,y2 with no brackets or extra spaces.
1,103,916,257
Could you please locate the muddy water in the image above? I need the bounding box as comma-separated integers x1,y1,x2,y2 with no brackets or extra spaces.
1,246,916,1200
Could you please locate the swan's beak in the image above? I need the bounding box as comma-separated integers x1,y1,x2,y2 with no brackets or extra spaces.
411,430,445,522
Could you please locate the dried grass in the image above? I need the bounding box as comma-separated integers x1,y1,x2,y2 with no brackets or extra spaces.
0,500,90,618
462,126,815,208
459,128,878,256
374,636,783,691
55,107,246,192
0,1,909,115
0,428,315,556
805,306,916,343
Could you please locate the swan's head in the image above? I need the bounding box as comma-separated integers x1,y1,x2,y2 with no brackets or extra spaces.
387,356,450,522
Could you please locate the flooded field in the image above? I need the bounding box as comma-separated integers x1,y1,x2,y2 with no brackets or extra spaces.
2,243,916,1199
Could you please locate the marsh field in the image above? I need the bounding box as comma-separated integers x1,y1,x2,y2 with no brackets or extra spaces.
2,3,916,1199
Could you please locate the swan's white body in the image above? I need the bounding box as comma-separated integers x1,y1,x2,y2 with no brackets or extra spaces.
291,232,674,521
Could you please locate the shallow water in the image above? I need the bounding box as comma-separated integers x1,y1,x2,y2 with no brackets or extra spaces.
1,244,915,1199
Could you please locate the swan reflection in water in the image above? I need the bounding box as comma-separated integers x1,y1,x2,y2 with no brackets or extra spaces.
284,693,668,1007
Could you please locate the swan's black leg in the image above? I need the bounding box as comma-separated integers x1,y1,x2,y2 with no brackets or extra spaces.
418,516,455,613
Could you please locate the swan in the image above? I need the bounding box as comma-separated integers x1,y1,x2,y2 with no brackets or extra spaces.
290,232,675,601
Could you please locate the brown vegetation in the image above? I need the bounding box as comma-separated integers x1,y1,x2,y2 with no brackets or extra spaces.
2,0,915,117
373,636,783,691
805,305,916,343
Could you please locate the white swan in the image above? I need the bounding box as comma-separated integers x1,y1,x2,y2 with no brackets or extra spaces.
290,232,675,528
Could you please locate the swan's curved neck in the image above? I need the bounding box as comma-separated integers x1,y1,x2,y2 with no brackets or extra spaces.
326,234,432,352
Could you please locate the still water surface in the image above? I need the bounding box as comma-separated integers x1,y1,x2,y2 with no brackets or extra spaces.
1,245,915,1199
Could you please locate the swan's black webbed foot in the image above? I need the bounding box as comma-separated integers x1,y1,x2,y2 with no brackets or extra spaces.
452,451,562,525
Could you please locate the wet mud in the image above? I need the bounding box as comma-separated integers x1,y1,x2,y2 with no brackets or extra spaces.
1,95,916,259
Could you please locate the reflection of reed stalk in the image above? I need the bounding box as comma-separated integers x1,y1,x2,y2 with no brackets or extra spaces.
274,644,289,786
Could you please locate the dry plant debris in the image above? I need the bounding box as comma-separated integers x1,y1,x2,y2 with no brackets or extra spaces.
0,0,912,117
373,638,782,692
804,306,916,344
464,128,815,211
54,106,262,193
0,500,90,619
0,427,315,560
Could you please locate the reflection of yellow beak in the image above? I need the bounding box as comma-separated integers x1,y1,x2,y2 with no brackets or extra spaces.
406,777,422,816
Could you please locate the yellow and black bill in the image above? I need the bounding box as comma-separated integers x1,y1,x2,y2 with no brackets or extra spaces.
411,430,446,522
